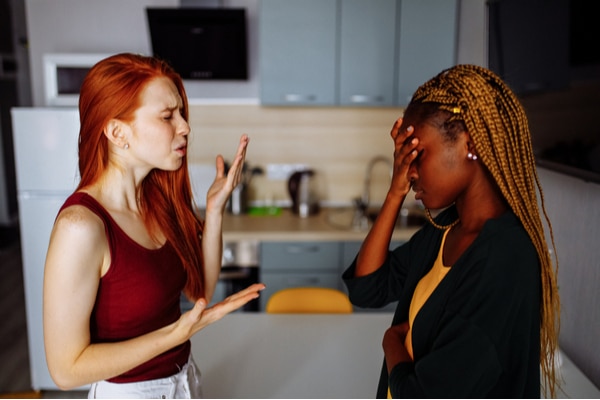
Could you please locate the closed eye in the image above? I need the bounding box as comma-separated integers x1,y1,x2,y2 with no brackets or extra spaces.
411,149,424,168
415,149,424,162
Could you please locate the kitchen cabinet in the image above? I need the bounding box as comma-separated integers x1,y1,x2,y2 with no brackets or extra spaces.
340,240,404,270
259,0,457,107
259,241,342,310
259,239,405,312
340,240,403,312
338,0,397,106
396,0,458,104
259,0,337,105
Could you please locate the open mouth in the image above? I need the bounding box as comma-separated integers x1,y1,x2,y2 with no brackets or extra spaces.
175,143,187,156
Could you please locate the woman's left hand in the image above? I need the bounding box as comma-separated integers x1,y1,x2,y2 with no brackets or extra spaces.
383,321,412,373
178,283,266,338
206,134,249,213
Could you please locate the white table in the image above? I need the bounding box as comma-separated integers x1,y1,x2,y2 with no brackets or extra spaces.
191,313,600,399
192,313,389,398
553,350,600,399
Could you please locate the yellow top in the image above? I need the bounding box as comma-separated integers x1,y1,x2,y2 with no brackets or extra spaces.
405,228,451,359
388,229,451,398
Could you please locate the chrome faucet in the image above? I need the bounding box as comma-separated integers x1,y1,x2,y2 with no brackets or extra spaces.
352,155,393,230
361,155,393,207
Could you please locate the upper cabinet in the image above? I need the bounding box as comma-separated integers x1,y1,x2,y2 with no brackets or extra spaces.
338,0,397,106
259,0,338,106
396,0,459,105
259,0,458,107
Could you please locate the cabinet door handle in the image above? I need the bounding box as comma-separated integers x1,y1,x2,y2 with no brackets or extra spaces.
285,276,320,286
285,245,320,254
283,94,317,103
350,94,385,103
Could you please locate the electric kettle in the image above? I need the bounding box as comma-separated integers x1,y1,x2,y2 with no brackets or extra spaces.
288,169,320,217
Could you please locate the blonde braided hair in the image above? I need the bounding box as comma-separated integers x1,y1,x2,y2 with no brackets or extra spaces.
410,64,560,397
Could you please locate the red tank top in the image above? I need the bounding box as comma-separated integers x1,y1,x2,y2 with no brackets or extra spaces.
60,192,190,383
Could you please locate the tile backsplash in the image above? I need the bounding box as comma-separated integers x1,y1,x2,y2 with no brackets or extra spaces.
187,105,408,207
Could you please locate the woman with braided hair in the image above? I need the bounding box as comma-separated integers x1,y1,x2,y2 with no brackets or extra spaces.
343,64,560,398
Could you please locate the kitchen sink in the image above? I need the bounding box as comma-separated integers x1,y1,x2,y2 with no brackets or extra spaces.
326,207,426,231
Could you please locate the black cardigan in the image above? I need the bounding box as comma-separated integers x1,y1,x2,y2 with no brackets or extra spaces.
343,207,541,398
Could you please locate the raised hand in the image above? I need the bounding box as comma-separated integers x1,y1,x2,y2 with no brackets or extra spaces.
389,118,418,198
206,134,249,213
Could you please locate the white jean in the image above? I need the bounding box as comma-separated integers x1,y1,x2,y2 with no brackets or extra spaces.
88,355,202,399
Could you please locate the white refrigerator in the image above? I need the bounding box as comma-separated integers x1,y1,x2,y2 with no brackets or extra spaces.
11,107,81,390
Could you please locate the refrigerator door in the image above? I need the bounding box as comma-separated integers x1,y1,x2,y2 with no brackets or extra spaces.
18,195,72,390
11,107,80,192
11,107,83,390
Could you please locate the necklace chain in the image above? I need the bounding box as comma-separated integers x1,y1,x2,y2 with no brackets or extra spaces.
425,208,460,230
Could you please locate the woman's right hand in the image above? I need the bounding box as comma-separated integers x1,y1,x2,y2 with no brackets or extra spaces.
354,118,419,278
389,117,419,199
178,283,265,338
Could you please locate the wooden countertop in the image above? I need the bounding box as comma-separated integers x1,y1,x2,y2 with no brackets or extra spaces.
219,207,421,242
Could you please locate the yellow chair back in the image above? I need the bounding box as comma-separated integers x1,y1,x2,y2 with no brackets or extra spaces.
265,287,353,314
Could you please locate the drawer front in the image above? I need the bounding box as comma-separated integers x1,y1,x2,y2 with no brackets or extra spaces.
259,271,341,310
341,240,406,269
261,241,340,271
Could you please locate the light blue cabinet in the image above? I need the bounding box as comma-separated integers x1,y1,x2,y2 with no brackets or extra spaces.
396,0,459,104
259,0,337,105
338,0,397,106
259,0,457,107
340,240,404,312
259,241,343,310
258,240,406,312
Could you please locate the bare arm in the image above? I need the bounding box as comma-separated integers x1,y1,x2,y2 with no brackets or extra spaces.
202,134,249,302
354,119,418,277
43,204,263,390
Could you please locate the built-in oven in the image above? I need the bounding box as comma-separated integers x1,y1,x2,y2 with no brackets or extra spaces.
220,240,260,312
180,239,260,312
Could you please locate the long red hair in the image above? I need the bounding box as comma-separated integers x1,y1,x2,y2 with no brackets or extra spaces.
77,53,205,300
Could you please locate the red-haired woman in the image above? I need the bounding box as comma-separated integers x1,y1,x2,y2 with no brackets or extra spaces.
43,53,264,398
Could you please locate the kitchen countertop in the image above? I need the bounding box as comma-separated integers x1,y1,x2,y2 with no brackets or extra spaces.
219,207,422,242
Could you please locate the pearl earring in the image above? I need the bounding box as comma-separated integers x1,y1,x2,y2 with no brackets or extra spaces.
124,143,129,150
467,152,477,160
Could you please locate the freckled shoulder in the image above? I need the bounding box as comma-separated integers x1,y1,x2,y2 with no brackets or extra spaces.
47,204,111,278
51,205,109,259
54,204,104,235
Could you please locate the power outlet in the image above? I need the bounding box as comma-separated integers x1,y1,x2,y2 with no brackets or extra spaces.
266,163,308,180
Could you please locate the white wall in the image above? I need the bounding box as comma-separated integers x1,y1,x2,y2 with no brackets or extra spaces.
25,0,260,107
538,168,600,388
